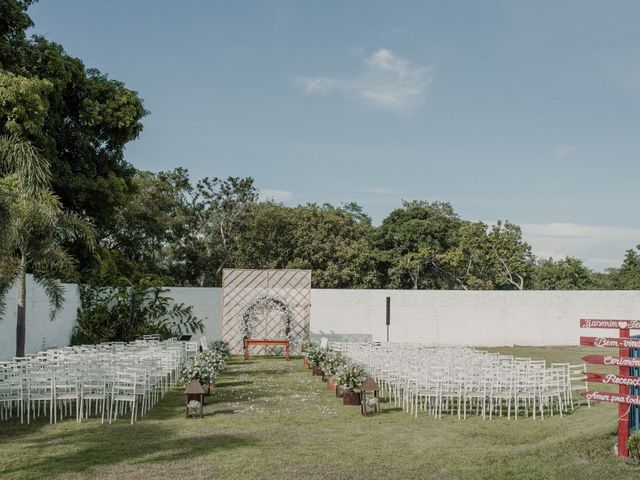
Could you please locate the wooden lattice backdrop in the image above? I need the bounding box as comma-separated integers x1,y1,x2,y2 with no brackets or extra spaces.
221,269,311,355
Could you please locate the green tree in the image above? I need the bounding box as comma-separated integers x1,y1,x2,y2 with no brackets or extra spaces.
107,169,198,279
374,201,462,289
611,245,640,289
0,137,94,356
486,221,535,290
197,176,259,286
533,257,595,290
1,1,147,239
287,203,379,288
436,221,497,290
0,70,51,137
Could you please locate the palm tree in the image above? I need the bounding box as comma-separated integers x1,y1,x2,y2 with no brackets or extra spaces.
0,134,51,192
0,135,94,357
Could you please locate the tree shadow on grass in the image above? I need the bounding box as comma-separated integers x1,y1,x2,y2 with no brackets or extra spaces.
2,422,256,479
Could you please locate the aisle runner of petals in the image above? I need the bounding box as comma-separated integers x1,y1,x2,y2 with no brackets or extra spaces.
213,361,338,416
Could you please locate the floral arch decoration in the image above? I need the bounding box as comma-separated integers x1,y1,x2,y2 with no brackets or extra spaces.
240,293,297,346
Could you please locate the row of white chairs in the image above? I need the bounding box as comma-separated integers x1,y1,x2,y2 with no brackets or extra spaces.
0,340,187,425
330,342,589,420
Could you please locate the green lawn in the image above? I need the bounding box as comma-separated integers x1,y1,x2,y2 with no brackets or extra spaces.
1,347,639,480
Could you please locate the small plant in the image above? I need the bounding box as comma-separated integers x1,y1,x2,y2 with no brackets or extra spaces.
627,431,640,461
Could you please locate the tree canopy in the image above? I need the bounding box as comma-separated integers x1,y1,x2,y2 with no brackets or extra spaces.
0,0,636,293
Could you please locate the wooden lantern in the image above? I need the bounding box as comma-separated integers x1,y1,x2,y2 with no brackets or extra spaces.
185,379,205,418
360,377,381,416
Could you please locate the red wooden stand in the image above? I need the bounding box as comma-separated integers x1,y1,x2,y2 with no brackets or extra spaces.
243,338,290,361
580,319,640,458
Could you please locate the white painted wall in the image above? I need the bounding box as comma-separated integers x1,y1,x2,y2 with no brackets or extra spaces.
0,276,80,359
2,281,639,360
310,289,640,346
163,287,221,344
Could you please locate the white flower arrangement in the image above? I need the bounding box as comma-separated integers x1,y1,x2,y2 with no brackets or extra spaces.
240,293,298,347
319,352,346,377
181,349,226,385
337,363,367,391
187,400,201,415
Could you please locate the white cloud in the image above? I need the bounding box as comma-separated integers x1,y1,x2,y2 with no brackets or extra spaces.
519,222,640,271
324,182,394,195
554,145,578,159
295,48,433,112
259,189,293,202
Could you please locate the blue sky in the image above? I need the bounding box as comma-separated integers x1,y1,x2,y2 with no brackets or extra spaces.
29,1,640,270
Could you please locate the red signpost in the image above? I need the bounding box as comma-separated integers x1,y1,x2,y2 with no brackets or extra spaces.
580,318,640,458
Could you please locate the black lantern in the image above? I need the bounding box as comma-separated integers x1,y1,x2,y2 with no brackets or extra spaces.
185,379,205,418
360,377,381,416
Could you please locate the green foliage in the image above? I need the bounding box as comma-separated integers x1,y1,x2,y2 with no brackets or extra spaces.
610,245,640,289
533,257,596,290
71,275,204,345
0,2,147,243
374,201,463,289
0,162,94,319
0,70,51,136
0,133,50,192
628,431,640,461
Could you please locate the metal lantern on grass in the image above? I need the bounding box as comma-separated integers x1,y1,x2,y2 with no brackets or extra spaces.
360,377,381,416
185,379,205,418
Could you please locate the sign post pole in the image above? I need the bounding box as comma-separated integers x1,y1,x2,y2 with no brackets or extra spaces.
619,327,630,458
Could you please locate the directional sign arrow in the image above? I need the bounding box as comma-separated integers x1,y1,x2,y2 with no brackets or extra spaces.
581,391,640,406
580,336,640,348
584,372,640,387
582,355,640,368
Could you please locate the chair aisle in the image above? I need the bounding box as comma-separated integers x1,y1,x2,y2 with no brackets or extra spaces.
330,342,588,420
0,339,186,425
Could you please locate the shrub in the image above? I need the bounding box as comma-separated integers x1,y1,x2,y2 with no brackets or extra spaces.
71,275,204,344
627,431,640,460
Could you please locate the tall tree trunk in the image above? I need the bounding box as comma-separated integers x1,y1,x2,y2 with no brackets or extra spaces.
16,251,27,358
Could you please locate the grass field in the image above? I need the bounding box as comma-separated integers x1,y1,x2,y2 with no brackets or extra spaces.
1,346,639,480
